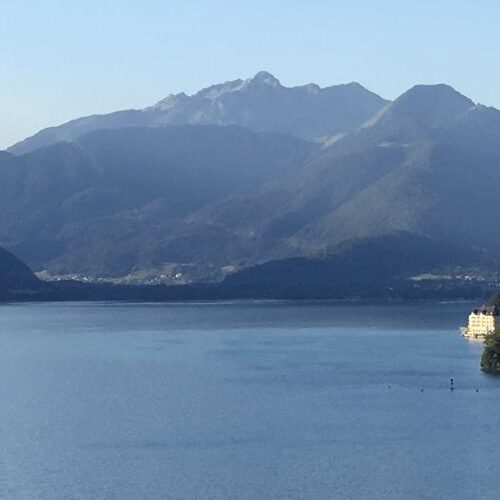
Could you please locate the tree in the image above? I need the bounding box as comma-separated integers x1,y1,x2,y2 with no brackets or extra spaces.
489,292,500,308
481,325,500,374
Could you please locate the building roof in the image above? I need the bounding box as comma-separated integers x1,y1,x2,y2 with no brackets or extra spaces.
472,305,499,316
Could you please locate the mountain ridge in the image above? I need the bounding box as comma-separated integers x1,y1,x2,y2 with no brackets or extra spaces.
8,72,388,155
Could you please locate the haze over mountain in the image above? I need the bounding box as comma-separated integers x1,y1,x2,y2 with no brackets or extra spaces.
265,84,496,255
0,125,314,280
8,72,388,155
2,76,500,291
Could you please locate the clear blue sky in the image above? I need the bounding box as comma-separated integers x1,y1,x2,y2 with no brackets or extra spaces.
2,0,500,149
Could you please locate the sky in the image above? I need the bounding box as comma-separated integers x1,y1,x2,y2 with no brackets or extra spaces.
2,0,500,149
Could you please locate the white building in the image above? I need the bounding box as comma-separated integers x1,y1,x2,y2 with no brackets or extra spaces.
461,306,499,339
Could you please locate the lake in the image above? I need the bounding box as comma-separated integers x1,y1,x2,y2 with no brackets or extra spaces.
0,300,497,499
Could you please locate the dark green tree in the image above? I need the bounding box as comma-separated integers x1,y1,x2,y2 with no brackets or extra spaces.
481,325,500,374
489,292,500,308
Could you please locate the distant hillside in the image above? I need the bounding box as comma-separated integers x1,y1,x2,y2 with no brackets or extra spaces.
0,125,315,278
0,246,40,297
5,234,492,302
280,84,500,256
8,71,388,154
220,233,499,299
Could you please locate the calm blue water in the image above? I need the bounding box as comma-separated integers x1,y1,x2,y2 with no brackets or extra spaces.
0,300,497,499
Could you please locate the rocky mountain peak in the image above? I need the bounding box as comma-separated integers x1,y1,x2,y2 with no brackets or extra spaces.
390,84,474,125
248,71,281,87
364,84,475,131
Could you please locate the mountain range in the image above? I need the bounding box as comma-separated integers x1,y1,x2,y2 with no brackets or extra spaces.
10,71,387,155
2,72,500,294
